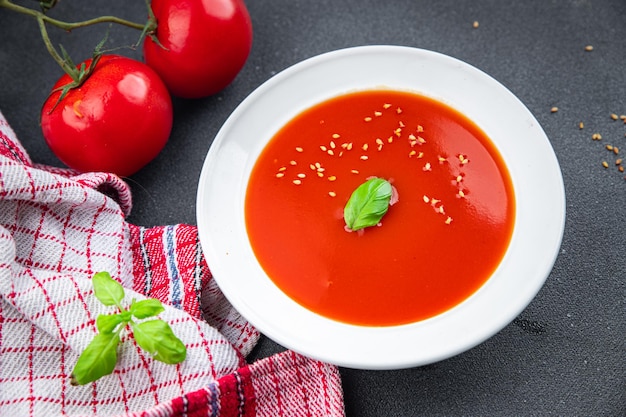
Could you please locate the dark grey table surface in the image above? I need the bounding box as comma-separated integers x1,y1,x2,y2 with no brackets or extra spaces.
1,1,624,416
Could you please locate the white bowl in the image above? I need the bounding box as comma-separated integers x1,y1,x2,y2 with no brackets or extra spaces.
196,45,565,369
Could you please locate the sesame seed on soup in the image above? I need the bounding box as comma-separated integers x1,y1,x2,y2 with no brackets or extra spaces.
245,90,515,326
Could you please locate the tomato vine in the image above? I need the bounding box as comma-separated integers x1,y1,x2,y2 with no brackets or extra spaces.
0,0,152,87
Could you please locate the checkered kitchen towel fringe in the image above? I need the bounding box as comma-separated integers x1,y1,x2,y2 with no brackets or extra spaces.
0,111,345,417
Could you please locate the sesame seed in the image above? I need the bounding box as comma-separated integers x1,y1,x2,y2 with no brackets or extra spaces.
394,128,402,137
298,173,306,178
376,138,384,146
293,179,302,185
360,155,369,160
456,175,463,183
399,121,406,128
328,191,336,197
383,103,392,109
423,195,430,203
275,173,285,178
602,161,609,168
620,166,625,172
417,152,424,158
457,190,466,198
327,149,334,156
592,133,602,140
606,145,614,151
579,121,584,129
332,133,341,139
317,172,324,177
278,166,287,171
614,147,620,154
374,111,382,117
320,145,327,152
417,136,426,144
295,147,303,152
347,143,353,150
438,156,447,163
551,107,559,113
417,125,424,132
611,113,619,120
423,162,432,171
584,45,593,51
620,115,626,120
409,150,417,157
364,117,372,122
396,107,403,114
615,159,622,165
445,217,453,225
330,141,336,149
290,160,297,165
388,136,394,144
328,175,337,181
472,21,479,28
309,164,316,170
377,145,383,151
351,169,359,174
362,143,369,151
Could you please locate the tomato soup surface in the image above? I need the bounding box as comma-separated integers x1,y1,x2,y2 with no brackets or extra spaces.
245,90,515,326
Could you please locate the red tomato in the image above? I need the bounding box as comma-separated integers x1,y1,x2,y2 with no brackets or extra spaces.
143,0,253,98
41,55,173,177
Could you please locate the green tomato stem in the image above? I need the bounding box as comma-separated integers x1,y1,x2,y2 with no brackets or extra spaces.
36,16,80,82
0,0,154,85
0,0,146,31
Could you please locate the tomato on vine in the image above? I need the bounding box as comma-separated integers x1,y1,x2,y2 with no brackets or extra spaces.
41,55,173,177
143,0,253,98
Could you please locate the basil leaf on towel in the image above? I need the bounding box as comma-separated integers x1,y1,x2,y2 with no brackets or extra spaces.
132,319,187,364
92,271,124,307
70,332,119,386
130,298,165,319
71,272,187,385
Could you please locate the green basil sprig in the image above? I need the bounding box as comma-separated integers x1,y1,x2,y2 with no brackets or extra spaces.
344,177,393,231
70,272,187,386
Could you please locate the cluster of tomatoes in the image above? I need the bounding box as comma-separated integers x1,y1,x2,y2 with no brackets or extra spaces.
40,0,253,177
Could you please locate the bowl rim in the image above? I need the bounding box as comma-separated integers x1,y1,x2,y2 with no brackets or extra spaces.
196,45,566,369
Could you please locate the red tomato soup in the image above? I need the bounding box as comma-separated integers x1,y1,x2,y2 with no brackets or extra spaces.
245,90,515,326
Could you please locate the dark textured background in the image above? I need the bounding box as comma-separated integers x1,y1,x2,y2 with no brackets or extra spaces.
1,1,624,415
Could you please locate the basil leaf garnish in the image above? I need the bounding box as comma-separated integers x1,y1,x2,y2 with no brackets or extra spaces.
344,177,393,231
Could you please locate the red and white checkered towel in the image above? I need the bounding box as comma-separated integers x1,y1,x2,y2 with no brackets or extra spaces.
0,111,345,416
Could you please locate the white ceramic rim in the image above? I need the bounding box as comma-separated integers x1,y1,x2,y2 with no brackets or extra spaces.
196,45,566,370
